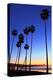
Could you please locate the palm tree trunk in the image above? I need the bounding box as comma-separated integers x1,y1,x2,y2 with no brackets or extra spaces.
29,33,33,71
45,20,48,73
18,45,21,65
25,35,28,71
21,34,28,71
15,48,19,70
23,35,28,71
25,50,27,71
21,35,28,71
9,37,14,63
15,48,19,64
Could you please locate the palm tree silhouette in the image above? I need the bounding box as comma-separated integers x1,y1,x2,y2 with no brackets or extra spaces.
40,9,49,73
15,34,24,71
29,25,35,71
16,41,21,70
24,44,29,71
18,33,24,65
16,41,21,64
9,29,17,63
24,27,29,71
24,27,29,42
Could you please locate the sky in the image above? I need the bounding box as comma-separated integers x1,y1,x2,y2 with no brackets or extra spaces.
8,4,52,65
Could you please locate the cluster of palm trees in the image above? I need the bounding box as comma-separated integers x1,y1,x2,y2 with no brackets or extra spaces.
24,25,35,71
8,9,50,73
9,24,35,71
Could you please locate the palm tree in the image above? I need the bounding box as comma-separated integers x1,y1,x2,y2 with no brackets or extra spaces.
40,9,49,73
24,27,29,71
18,33,24,65
24,44,29,71
16,41,21,64
29,25,35,71
16,41,21,70
15,34,24,71
9,29,17,63
24,27,29,43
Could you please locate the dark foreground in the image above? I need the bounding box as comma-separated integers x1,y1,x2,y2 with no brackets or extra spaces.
7,63,52,77
7,70,51,77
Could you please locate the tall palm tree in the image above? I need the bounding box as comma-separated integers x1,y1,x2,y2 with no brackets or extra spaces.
29,25,35,71
16,41,21,64
18,33,24,65
24,27,29,43
24,27,29,71
15,34,24,71
40,9,49,73
24,44,29,71
16,41,21,70
9,29,17,63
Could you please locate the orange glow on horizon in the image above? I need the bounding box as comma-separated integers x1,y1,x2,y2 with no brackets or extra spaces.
9,58,52,66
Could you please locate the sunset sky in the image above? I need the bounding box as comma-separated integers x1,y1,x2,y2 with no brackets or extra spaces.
8,4,52,65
